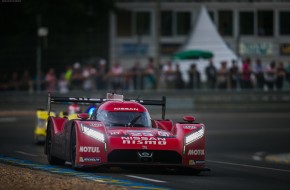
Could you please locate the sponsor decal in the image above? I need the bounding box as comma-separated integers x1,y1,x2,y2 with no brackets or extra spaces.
89,123,102,127
195,160,205,164
189,160,196,165
128,130,151,133
114,107,139,111
188,149,205,156
79,146,100,153
121,136,166,145
183,125,197,130
129,132,153,137
142,145,148,149
79,157,101,162
189,160,205,165
110,131,121,135
158,131,170,137
69,97,90,101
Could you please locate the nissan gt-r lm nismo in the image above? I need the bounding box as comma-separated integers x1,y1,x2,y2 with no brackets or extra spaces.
44,93,207,174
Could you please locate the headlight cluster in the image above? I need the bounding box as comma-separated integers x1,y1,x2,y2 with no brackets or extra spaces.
185,126,204,145
81,123,105,143
38,119,47,128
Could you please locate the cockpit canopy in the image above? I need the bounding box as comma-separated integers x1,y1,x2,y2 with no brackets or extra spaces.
91,101,151,127
95,110,151,127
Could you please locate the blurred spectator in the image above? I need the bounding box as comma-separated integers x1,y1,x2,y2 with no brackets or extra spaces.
33,71,45,91
3,56,290,92
253,58,265,90
188,63,201,89
130,61,143,90
143,58,156,90
264,61,277,90
175,64,185,89
162,61,176,89
82,64,96,91
229,60,239,90
96,59,107,90
45,68,57,92
71,62,83,90
65,65,73,82
19,69,32,91
286,60,290,85
58,73,69,94
276,62,286,90
7,72,19,91
205,59,217,89
107,61,124,91
240,58,253,89
217,61,229,89
0,73,8,90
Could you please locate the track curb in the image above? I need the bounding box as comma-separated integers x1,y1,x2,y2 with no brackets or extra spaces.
0,155,170,190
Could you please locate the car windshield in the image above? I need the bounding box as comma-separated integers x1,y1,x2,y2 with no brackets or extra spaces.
96,110,151,128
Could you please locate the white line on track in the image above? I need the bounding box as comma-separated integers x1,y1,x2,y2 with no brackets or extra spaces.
15,151,39,157
208,160,290,173
125,175,167,183
0,117,17,122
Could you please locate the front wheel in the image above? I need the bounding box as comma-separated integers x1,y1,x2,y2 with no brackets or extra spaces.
46,124,65,165
70,125,77,169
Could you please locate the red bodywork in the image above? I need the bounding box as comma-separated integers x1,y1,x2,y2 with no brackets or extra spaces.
45,96,206,171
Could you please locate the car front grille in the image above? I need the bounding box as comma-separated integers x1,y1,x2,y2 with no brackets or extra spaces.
107,150,182,164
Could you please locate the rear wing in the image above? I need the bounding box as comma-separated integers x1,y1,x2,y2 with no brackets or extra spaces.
47,93,167,120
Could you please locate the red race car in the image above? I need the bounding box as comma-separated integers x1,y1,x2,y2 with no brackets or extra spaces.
44,93,207,174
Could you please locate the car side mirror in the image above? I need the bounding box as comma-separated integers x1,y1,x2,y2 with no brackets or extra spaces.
183,116,195,123
77,113,89,120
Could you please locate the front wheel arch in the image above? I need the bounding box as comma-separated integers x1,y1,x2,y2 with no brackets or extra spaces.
46,120,65,165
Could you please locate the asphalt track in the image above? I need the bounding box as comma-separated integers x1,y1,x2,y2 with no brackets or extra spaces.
0,112,290,190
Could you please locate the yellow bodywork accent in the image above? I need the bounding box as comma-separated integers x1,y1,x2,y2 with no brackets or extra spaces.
34,110,78,138
36,110,55,119
58,112,79,120
34,110,55,136
34,127,46,136
67,113,78,120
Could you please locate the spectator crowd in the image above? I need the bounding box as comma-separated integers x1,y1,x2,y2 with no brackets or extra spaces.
1,57,290,93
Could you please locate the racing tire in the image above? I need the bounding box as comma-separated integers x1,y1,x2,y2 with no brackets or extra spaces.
70,125,78,169
34,135,40,145
46,124,65,165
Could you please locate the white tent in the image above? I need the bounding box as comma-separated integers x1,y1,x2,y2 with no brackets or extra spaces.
175,5,238,82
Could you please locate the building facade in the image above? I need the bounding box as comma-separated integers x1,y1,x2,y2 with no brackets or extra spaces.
110,0,290,68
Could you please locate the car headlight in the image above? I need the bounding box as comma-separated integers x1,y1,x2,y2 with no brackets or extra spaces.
81,123,105,143
38,119,47,128
185,126,204,145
